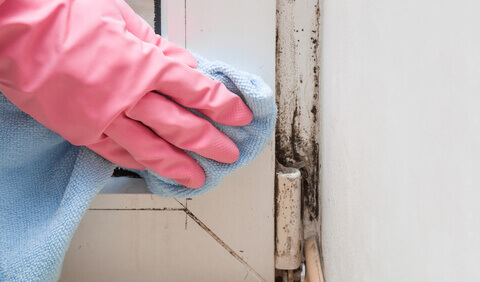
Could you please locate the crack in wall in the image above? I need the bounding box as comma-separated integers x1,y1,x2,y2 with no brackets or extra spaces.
173,199,267,282
91,199,266,281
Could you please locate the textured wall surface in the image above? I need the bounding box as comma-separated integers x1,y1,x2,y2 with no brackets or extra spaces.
320,0,480,281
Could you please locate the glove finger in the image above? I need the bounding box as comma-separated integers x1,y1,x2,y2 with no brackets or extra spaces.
152,56,253,126
116,0,197,68
105,114,206,188
126,92,240,163
87,137,146,170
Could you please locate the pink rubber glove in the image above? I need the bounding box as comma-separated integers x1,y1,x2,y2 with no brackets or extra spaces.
0,0,252,188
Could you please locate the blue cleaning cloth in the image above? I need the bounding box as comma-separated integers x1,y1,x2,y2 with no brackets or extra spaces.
0,55,276,281
139,56,277,197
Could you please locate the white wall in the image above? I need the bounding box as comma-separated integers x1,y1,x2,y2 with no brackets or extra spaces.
320,0,480,281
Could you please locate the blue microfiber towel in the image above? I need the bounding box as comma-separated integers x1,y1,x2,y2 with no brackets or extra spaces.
139,55,277,197
0,55,276,281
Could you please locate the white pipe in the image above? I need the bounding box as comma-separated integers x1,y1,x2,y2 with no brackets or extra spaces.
275,167,302,270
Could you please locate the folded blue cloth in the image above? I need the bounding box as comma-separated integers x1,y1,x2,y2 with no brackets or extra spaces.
139,56,277,197
0,56,276,281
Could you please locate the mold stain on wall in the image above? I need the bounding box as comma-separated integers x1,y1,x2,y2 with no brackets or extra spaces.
275,0,321,240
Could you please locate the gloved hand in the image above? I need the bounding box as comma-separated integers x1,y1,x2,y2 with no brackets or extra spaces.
0,0,252,188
